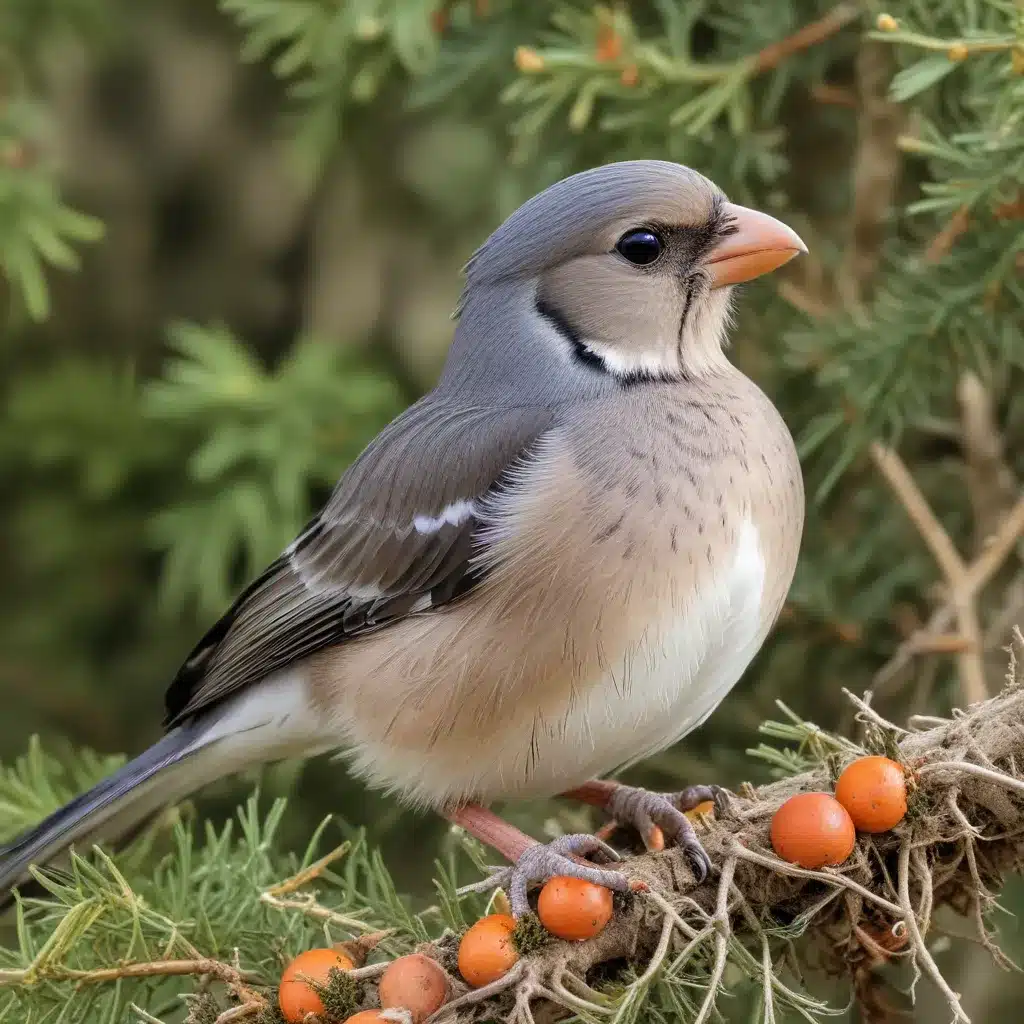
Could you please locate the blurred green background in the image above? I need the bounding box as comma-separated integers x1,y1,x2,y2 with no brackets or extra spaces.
1,0,1022,1019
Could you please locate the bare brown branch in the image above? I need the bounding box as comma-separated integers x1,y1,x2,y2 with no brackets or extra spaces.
753,3,861,73
957,372,1018,552
869,443,968,587
925,206,971,263
869,442,989,704
873,496,1024,695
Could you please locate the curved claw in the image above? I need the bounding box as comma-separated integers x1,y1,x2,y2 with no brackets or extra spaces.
461,833,631,917
606,785,716,883
564,832,622,864
678,833,712,883
673,783,731,818
499,834,631,918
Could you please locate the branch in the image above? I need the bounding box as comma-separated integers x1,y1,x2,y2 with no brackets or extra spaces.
925,206,972,263
869,442,988,704
693,856,736,1024
7,675,1024,1024
1,957,266,1009
965,498,1024,594
873,496,1024,693
514,3,861,96
263,841,351,896
869,442,968,588
957,371,1020,555
753,3,862,73
433,680,1024,1024
917,760,1024,799
897,841,969,1022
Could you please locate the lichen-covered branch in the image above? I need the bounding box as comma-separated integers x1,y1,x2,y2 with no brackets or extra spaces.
351,635,1020,1024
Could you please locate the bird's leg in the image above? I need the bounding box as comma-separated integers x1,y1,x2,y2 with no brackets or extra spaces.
561,779,726,880
443,803,639,918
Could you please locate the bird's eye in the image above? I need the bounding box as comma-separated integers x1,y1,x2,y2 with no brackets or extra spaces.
615,229,663,266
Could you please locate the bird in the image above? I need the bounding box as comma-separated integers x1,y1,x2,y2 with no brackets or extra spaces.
0,160,806,916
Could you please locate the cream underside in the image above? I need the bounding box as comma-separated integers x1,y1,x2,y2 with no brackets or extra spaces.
192,520,767,807
345,517,767,804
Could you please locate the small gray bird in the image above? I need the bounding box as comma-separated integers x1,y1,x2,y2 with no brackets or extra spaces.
0,161,805,914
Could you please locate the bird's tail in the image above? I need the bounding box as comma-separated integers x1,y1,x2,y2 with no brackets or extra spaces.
0,672,331,900
0,724,217,898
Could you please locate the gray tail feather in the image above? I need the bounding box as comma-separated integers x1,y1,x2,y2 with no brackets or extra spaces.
0,724,206,899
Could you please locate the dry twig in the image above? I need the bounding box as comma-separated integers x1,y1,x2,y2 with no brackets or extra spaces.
957,372,1019,550
869,442,998,704
263,841,352,897
753,3,861,73
872,492,1024,696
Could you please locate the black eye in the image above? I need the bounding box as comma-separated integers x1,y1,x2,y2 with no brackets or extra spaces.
615,229,663,266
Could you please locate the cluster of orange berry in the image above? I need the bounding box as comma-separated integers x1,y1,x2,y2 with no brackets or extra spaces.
278,948,449,1024
770,755,909,869
276,875,618,1022
275,761,906,1020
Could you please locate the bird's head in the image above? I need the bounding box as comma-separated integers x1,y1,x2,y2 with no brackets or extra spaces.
447,160,806,397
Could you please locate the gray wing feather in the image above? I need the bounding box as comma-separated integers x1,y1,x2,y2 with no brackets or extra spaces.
164,397,554,724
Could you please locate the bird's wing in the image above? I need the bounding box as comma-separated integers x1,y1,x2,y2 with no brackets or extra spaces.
164,398,556,724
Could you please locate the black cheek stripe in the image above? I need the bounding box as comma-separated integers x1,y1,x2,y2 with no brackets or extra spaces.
534,296,608,372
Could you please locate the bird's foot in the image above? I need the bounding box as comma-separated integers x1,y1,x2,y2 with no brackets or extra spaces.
445,804,644,918
574,781,728,881
481,833,637,918
610,784,727,881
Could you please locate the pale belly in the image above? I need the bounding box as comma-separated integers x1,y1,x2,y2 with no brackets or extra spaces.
340,518,770,806
498,516,767,798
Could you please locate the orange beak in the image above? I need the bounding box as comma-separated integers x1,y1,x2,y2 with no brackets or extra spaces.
705,203,807,289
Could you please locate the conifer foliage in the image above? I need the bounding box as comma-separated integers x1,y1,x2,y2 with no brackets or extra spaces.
0,1,1021,1021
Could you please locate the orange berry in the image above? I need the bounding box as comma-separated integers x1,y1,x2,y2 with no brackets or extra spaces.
278,948,354,1023
537,877,614,941
458,914,518,987
770,793,856,868
835,756,908,833
379,954,449,1023
875,13,898,32
685,800,716,821
344,1013,387,1024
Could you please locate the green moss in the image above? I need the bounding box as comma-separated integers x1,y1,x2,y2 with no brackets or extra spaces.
825,753,843,789
612,888,637,915
902,774,937,827
512,912,551,956
255,1002,288,1024
311,965,363,1023
183,991,221,1024
863,727,904,763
